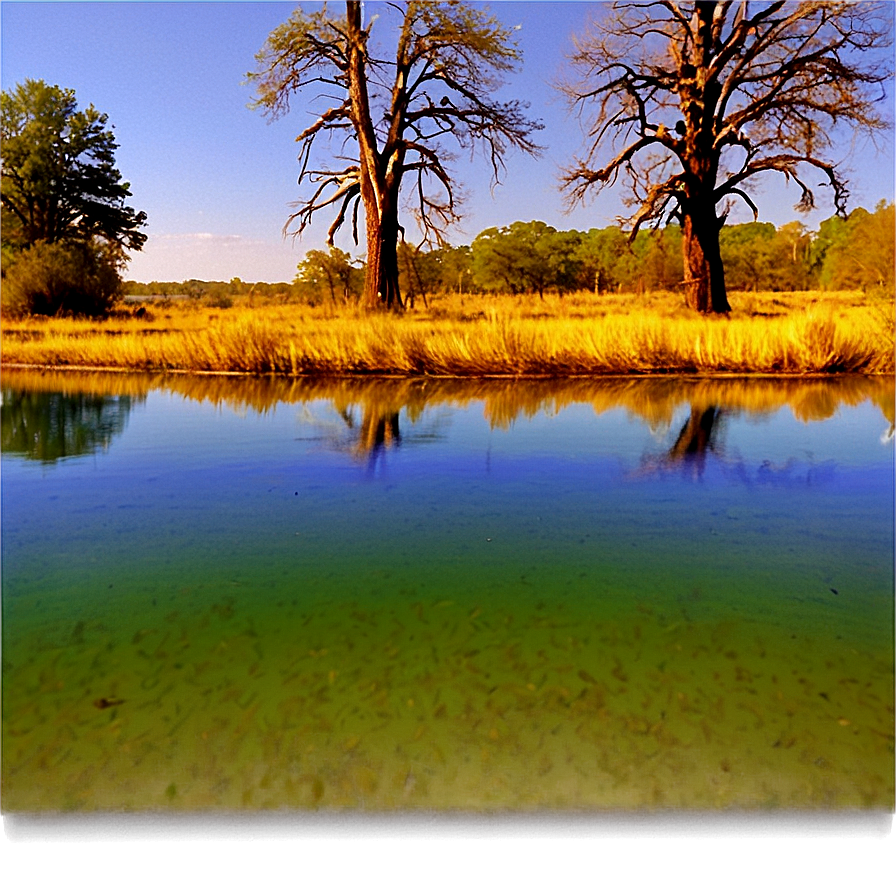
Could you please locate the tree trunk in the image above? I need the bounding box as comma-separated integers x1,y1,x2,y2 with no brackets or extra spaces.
363,201,403,311
347,1,403,313
682,212,731,314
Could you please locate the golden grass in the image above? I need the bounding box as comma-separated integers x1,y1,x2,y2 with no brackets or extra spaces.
1,289,892,376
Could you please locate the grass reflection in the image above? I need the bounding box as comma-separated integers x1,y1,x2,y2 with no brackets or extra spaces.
2,368,893,436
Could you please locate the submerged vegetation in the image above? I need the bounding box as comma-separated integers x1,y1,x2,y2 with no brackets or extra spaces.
1,288,892,376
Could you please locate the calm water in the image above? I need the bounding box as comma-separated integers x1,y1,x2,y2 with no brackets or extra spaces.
2,370,893,811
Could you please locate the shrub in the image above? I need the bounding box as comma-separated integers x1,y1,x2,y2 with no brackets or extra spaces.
1,241,122,318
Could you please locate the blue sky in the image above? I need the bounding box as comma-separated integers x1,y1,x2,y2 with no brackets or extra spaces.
2,1,894,283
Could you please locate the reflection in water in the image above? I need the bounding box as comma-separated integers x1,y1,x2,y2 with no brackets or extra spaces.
670,406,724,463
643,404,728,479
0,387,140,463
337,400,402,468
1,368,893,461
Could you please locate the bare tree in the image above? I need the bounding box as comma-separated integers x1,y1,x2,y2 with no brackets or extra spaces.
561,1,892,313
250,0,541,311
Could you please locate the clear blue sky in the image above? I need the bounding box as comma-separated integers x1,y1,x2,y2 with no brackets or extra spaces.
2,1,893,283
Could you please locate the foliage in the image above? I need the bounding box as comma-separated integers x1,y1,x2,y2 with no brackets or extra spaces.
1,79,147,255
561,1,893,313
471,221,584,297
397,242,443,307
1,240,122,318
249,0,541,309
719,223,777,292
295,247,364,304
816,201,896,293
575,226,630,294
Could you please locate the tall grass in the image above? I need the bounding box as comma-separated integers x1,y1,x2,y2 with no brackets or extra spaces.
1,289,892,376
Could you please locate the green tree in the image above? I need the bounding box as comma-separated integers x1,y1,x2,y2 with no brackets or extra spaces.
250,1,541,311
436,244,474,295
576,226,629,294
635,226,684,292
769,222,813,291
562,2,892,313
397,242,447,307
471,221,582,298
1,79,147,255
1,386,139,464
719,222,777,291
812,214,852,289
295,246,363,304
543,229,586,295
816,202,896,292
1,240,122,318
853,202,896,292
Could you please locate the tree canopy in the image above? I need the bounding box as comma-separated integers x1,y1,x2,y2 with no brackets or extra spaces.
249,0,542,310
1,78,147,257
562,1,893,313
295,246,364,304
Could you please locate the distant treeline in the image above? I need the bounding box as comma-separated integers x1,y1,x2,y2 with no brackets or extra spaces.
125,201,893,306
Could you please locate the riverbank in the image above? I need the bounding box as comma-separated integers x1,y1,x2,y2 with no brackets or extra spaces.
1,289,892,376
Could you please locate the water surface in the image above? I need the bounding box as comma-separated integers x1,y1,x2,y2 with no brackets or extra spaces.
2,371,893,810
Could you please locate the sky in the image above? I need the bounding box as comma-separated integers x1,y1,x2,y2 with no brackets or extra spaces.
2,0,894,283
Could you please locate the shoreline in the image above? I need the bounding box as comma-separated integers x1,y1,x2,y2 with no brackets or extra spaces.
2,361,893,380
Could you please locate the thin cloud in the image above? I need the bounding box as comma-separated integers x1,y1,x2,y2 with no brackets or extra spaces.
126,232,301,282
152,232,257,246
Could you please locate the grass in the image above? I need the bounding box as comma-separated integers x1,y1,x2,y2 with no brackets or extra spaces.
1,288,893,376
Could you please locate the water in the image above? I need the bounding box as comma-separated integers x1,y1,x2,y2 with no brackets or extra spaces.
2,370,893,811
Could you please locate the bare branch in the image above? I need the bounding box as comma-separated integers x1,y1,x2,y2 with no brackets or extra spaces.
250,1,542,308
562,0,892,230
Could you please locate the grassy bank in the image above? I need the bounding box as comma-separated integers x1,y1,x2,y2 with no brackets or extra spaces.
1,288,892,376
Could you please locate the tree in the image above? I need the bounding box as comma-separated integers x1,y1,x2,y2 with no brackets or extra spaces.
397,241,444,307
436,243,474,295
718,221,777,291
1,239,122,318
1,79,147,256
815,201,896,292
562,2,892,313
577,226,630,293
250,0,541,311
295,246,363,303
634,225,684,292
471,221,583,297
769,221,813,291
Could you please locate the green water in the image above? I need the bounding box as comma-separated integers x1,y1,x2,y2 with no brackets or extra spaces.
2,374,893,810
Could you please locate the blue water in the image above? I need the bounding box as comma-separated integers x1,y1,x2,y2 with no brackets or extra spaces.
2,372,893,810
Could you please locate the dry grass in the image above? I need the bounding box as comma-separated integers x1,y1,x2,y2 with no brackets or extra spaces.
1,289,892,376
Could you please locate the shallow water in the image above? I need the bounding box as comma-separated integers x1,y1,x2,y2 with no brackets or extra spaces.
2,371,893,811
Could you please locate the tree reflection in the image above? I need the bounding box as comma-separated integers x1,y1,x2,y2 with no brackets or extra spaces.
637,403,729,479
337,400,404,471
667,405,726,477
0,369,891,467
1,389,139,463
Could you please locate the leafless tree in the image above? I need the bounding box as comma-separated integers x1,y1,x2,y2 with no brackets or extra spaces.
561,1,893,313
250,0,541,311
